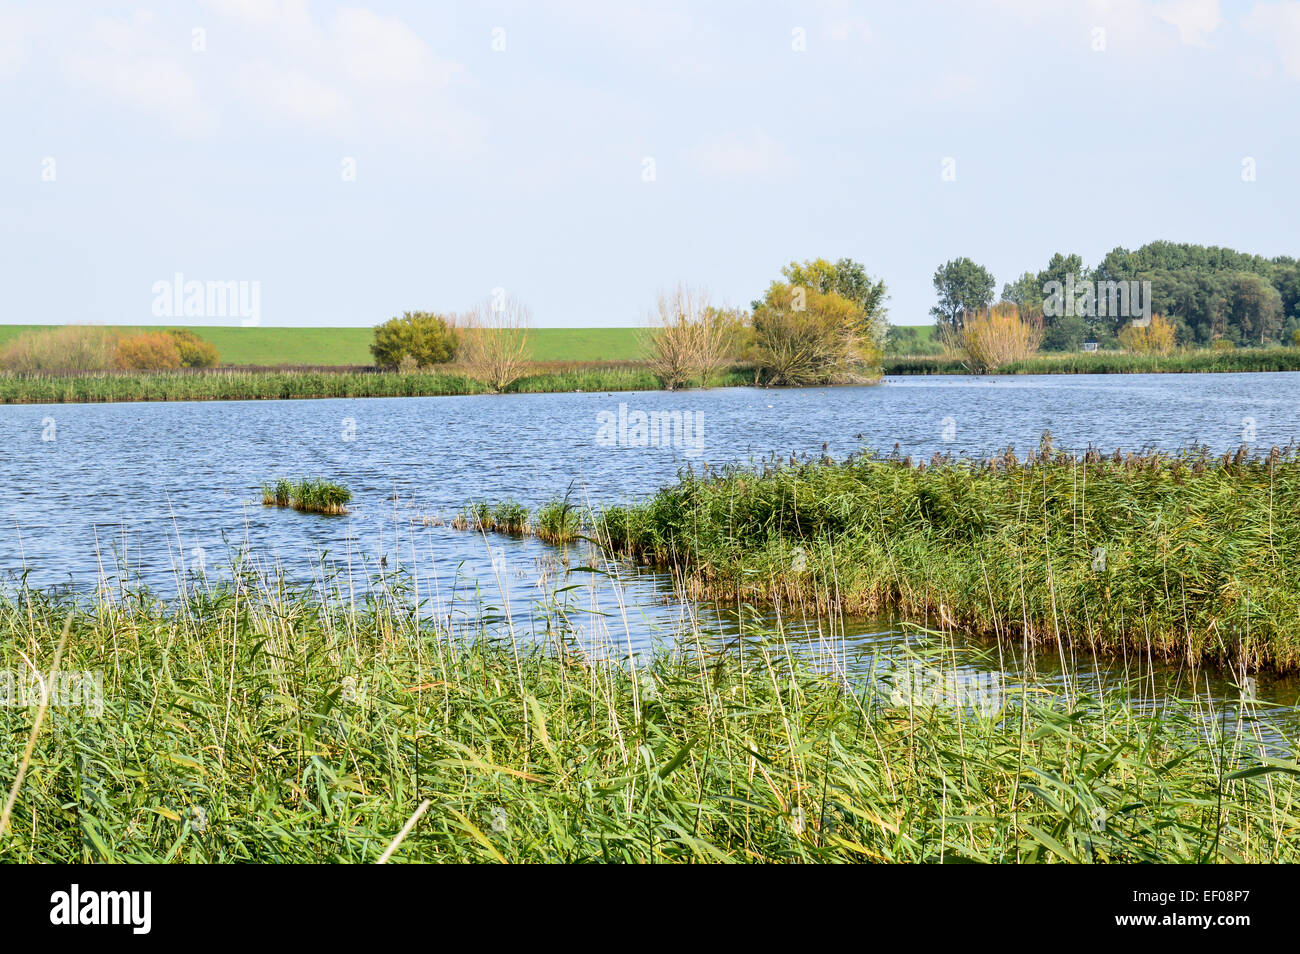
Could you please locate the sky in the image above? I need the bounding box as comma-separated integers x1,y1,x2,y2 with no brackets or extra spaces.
1,0,1297,328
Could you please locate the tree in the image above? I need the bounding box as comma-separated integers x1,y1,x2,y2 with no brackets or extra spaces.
930,258,995,337
458,296,531,392
752,283,880,386
1092,242,1292,346
1000,271,1041,308
1118,314,1176,354
1227,273,1284,344
370,312,459,369
765,258,890,351
166,329,219,367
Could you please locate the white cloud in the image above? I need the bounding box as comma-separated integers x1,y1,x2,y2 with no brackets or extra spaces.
60,12,215,136
820,0,874,43
234,63,350,130
685,130,796,181
1244,2,1300,78
1154,0,1222,46
0,9,34,77
332,8,452,87
207,2,477,147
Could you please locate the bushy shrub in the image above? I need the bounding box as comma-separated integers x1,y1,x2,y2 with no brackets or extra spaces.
959,303,1044,372
167,329,219,367
370,312,459,369
751,284,880,385
113,332,183,370
1117,313,1176,355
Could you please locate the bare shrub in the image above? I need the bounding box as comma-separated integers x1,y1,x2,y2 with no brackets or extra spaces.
0,325,118,372
641,284,737,389
958,303,1042,372
697,306,746,386
458,295,531,392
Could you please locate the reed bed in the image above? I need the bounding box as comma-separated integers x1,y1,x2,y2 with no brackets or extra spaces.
1,350,1296,404
0,364,753,405
1,581,1296,863
884,347,1300,376
583,437,1300,672
453,499,580,544
261,478,352,515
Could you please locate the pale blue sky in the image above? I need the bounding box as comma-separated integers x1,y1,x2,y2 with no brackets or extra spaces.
2,0,1297,327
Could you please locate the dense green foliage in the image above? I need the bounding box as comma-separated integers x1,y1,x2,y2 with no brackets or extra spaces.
369,312,460,369
592,439,1300,671
885,324,938,355
756,258,890,351
987,242,1300,351
2,585,1295,862
751,284,882,385
930,258,996,334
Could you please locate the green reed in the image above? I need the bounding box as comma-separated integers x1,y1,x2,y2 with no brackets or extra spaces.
585,437,1300,672
261,478,351,514
0,579,1295,863
885,346,1300,376
0,363,753,405
453,498,578,544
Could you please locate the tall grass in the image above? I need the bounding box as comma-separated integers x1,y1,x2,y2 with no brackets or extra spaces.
454,499,578,543
0,364,755,404
958,303,1043,372
0,325,118,372
885,346,1300,375
588,438,1300,672
0,579,1295,862
262,478,351,514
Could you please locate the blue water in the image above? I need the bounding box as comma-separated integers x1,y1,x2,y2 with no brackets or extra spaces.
2,372,1297,732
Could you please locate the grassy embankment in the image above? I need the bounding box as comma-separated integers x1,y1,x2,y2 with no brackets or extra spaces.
3,322,1299,403
1,579,1296,863
491,439,1300,672
0,326,647,366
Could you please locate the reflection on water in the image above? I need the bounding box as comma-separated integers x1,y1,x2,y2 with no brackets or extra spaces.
2,373,1299,742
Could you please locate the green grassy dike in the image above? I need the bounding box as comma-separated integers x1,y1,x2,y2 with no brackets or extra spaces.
578,439,1300,672
1,585,1296,863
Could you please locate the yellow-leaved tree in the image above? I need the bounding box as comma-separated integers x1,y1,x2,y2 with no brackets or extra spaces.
1117,314,1176,355
958,303,1042,373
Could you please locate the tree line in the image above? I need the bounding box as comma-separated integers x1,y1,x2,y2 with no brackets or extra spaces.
932,241,1300,350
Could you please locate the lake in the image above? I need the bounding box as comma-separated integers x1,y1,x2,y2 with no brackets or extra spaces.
4,372,1298,731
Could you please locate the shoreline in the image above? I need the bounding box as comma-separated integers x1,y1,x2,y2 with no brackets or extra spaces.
3,350,1300,405
507,443,1300,674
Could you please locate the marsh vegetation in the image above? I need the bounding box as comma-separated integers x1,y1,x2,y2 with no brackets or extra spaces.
1,578,1295,863
261,478,352,515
